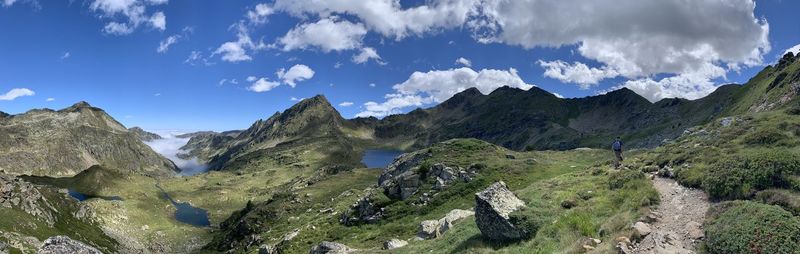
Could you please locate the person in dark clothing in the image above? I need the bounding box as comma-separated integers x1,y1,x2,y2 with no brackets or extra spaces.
612,137,623,169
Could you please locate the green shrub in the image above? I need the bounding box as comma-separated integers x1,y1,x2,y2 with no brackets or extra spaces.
507,207,543,240
608,170,645,189
742,128,789,146
702,150,800,200
755,189,800,216
673,165,705,188
705,201,800,254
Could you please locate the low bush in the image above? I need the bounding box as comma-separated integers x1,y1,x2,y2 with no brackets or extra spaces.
702,150,800,200
673,165,705,188
742,128,789,146
755,189,800,216
608,170,645,190
705,201,800,254
507,207,543,240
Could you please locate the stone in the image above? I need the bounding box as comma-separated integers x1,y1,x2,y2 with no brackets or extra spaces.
474,181,528,242
720,117,734,127
505,154,516,159
632,222,652,240
258,244,274,254
560,199,577,209
685,221,704,239
382,239,408,250
309,241,352,254
417,220,441,239
37,236,101,254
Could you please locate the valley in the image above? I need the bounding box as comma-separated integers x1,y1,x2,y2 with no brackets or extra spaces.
0,52,799,253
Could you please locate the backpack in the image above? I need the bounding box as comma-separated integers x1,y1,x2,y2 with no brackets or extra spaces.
612,140,622,151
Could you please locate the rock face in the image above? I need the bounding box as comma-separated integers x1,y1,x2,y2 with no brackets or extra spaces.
309,241,352,254
1,174,56,226
0,102,178,177
127,127,162,142
474,181,527,242
340,194,384,225
37,236,101,254
383,239,407,250
379,151,478,200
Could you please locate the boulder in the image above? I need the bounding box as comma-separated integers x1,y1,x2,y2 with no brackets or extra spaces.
309,241,352,254
474,181,528,242
0,240,7,253
340,194,383,225
685,221,704,239
383,239,408,250
417,209,475,239
258,244,274,254
632,222,652,240
36,236,101,254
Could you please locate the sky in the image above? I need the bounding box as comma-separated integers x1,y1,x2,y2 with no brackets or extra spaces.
1,0,799,131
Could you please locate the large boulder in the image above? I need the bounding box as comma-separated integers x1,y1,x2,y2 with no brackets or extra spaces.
309,241,352,254
36,236,101,254
474,181,528,242
340,194,384,225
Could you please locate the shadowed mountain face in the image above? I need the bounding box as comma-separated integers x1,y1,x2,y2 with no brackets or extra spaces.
128,127,162,142
0,102,178,177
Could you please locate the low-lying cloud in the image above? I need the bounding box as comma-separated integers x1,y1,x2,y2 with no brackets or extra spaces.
144,131,208,176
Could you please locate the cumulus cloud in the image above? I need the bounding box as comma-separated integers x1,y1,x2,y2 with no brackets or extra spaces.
278,17,367,52
247,3,274,25
248,78,281,92
277,64,315,87
614,63,727,102
455,57,472,67
267,0,769,101
538,60,619,89
339,101,354,107
89,0,168,35
785,44,800,56
352,47,385,64
356,67,534,117
0,88,35,101
214,23,267,62
273,0,477,39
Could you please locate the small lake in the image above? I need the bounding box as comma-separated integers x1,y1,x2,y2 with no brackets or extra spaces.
156,184,210,227
361,149,404,168
68,189,123,201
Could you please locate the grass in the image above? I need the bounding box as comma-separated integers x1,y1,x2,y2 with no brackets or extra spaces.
704,201,800,254
200,139,658,253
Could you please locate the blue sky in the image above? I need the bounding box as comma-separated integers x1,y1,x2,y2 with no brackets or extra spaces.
1,0,799,131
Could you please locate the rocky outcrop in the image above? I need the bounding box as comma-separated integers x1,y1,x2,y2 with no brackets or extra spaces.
127,127,161,142
36,236,101,254
1,174,56,226
474,181,528,242
417,209,475,239
379,149,478,200
340,193,384,225
382,239,407,250
0,102,178,177
309,241,352,254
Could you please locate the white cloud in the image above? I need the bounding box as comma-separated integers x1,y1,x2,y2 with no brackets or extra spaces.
277,64,315,87
214,23,266,62
273,0,477,39
352,47,385,65
89,0,167,35
46,97,55,101
538,60,619,89
290,97,303,101
154,93,161,96
157,34,180,53
0,88,35,101
369,83,376,87
184,50,213,66
248,78,281,92
2,0,17,7
60,52,70,60
455,57,472,67
552,92,564,99
785,44,800,56
334,62,343,68
356,67,534,117
278,17,367,52
339,101,354,107
610,62,727,102
247,3,274,25
144,131,209,176
246,76,257,82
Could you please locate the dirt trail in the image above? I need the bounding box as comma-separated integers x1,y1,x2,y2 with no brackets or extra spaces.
630,176,711,254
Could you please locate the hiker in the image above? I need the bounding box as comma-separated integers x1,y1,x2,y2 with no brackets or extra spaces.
612,137,623,169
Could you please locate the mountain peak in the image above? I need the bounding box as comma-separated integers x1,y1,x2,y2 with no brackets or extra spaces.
59,101,97,113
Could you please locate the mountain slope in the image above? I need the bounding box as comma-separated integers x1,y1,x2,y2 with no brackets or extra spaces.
128,127,162,142
0,102,178,177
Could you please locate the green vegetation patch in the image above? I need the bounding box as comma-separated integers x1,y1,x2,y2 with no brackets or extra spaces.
702,150,800,200
704,201,800,254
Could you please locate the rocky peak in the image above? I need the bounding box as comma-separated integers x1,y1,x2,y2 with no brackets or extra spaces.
0,111,8,118
59,101,96,113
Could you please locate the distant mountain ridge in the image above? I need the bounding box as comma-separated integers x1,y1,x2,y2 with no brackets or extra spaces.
0,102,178,177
